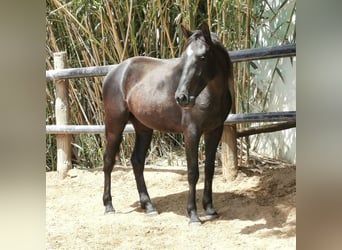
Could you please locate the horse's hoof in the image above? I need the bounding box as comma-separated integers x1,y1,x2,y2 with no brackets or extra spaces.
146,210,159,216
104,211,115,215
204,207,219,220
189,215,202,226
144,203,158,216
188,210,202,225
145,207,158,216
189,220,202,226
104,205,115,214
205,213,219,220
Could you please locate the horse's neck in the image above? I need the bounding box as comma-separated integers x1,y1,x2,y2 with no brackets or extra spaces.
207,75,229,96
171,57,185,80
209,63,230,92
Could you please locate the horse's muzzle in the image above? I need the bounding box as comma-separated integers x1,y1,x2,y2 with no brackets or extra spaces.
175,94,195,108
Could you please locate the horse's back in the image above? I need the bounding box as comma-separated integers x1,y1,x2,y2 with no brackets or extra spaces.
102,56,184,132
103,56,177,95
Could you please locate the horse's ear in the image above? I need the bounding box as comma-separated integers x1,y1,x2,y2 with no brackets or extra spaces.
181,25,193,39
201,23,212,45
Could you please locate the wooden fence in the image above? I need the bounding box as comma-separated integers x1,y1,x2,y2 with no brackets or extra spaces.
46,44,296,179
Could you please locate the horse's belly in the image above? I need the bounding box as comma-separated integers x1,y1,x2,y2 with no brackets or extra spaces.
127,95,183,133
135,113,182,133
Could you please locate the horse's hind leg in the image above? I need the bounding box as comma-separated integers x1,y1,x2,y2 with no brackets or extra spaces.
202,125,223,219
103,122,126,214
130,119,157,215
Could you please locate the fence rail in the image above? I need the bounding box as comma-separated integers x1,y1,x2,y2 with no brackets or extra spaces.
46,111,296,134
46,44,296,81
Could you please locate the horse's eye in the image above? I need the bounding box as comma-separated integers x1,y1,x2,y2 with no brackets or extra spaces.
199,55,206,60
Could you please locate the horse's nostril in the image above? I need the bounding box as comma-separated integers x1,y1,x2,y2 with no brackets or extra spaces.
176,94,189,106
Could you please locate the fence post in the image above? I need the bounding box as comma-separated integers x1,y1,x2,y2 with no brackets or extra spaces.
221,78,238,181
54,52,72,178
221,125,238,181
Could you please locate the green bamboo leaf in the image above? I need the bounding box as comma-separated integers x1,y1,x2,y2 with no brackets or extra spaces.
275,67,285,84
249,61,258,69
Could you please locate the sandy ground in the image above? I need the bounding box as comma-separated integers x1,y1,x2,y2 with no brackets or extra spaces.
46,159,296,249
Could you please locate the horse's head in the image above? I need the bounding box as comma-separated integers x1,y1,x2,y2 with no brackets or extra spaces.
175,23,216,109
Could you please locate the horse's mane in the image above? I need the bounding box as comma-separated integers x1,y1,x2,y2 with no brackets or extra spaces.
209,32,233,76
209,32,235,111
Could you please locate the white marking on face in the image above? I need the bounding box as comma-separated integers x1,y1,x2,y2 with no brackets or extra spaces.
186,43,207,58
197,43,207,55
186,46,194,56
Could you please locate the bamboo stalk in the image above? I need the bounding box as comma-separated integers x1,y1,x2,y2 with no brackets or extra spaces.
207,0,212,27
104,0,124,61
120,0,133,61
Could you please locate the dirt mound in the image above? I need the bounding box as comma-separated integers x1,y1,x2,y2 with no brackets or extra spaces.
46,161,296,249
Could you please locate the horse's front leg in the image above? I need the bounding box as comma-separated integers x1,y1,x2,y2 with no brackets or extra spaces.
203,125,224,219
184,127,201,224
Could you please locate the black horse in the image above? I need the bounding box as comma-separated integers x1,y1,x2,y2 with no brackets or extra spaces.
102,23,233,224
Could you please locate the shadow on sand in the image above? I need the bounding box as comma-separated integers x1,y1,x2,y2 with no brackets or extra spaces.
130,164,296,238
